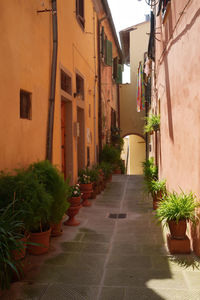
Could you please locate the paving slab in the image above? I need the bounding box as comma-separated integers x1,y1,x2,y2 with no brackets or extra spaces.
2,175,200,300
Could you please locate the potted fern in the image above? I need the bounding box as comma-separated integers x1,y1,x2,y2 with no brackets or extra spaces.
150,179,167,210
0,204,25,291
144,114,160,134
142,158,158,195
156,190,199,239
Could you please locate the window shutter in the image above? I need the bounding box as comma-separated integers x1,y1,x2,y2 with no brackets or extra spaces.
101,26,105,57
105,39,112,66
116,64,122,84
113,57,118,79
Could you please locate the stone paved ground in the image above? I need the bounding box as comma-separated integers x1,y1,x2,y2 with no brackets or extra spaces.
2,175,200,300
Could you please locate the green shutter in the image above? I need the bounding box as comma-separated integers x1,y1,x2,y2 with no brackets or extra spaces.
101,26,104,57
105,39,112,66
116,64,123,84
113,57,118,79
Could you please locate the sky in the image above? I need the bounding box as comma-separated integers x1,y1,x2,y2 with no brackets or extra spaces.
107,0,150,82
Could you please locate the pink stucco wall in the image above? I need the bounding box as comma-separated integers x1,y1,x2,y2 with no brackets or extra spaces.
154,0,200,255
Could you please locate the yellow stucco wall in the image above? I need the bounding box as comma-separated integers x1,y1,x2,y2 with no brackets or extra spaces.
129,135,145,175
0,0,99,183
120,21,150,138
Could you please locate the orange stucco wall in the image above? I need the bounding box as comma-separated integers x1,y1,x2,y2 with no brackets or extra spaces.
99,14,120,144
0,0,121,184
153,0,200,254
0,0,51,171
53,0,99,182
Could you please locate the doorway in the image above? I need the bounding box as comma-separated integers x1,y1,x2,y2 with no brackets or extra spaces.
77,107,85,171
61,98,73,180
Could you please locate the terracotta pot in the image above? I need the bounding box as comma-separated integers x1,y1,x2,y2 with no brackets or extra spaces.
68,196,82,207
51,221,63,237
168,219,187,239
80,183,93,191
81,192,92,207
153,192,163,210
28,228,51,255
64,205,81,226
90,191,96,199
12,236,27,261
108,174,112,182
113,168,121,174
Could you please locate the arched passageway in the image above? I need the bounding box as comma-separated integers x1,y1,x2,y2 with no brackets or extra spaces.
121,134,145,175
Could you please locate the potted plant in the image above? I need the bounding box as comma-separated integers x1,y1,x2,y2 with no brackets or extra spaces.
29,160,70,237
110,127,124,152
87,166,101,198
0,204,25,291
100,144,121,167
78,169,92,206
99,161,113,185
142,158,158,194
13,168,54,255
144,114,160,134
64,184,82,226
156,190,199,239
150,179,167,210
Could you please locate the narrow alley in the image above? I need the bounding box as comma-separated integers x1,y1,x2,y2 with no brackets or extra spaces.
3,175,200,300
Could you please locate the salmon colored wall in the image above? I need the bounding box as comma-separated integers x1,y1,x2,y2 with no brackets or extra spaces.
155,0,200,195
154,0,200,254
0,0,51,171
120,21,150,138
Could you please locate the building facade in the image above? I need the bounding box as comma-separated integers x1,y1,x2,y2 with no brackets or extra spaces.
0,0,122,183
150,0,200,255
119,21,150,174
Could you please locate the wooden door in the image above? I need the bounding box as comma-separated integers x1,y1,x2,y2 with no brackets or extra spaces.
61,101,66,179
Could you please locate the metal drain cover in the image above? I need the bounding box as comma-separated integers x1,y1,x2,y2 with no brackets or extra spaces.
109,213,118,219
109,213,127,219
118,213,127,219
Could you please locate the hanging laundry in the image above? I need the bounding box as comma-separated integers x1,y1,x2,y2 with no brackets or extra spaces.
136,62,145,112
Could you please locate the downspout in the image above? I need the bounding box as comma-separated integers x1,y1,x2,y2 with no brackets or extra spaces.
46,0,58,162
93,9,97,163
97,19,102,156
117,85,120,129
97,15,109,157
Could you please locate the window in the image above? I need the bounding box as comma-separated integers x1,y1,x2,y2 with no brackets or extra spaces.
105,39,113,66
76,74,84,100
20,90,31,119
101,27,105,58
76,0,85,29
113,57,123,84
61,70,72,95
87,146,90,167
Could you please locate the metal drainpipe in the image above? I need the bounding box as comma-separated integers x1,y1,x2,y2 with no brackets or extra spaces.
93,9,97,163
117,85,120,129
46,0,58,162
97,19,102,157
